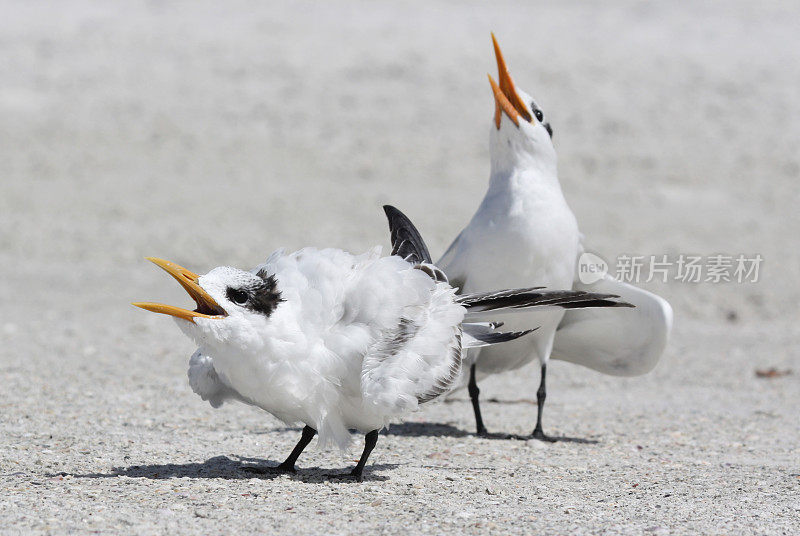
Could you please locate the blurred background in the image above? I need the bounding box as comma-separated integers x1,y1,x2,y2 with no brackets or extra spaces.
1,1,798,532
3,1,798,327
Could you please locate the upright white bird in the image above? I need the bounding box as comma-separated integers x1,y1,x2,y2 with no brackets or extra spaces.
438,35,672,441
134,206,630,480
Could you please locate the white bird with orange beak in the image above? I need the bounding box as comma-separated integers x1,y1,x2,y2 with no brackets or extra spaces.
134,206,631,480
439,35,672,441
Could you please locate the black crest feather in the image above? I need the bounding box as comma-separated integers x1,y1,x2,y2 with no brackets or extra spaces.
248,269,284,316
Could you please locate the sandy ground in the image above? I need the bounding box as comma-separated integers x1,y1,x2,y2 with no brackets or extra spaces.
1,1,799,534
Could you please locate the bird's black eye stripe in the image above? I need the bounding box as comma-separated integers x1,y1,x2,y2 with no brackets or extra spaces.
545,123,553,138
533,108,544,122
226,287,249,305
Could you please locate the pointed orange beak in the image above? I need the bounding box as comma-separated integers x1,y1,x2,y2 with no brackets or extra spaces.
133,257,227,322
490,33,532,129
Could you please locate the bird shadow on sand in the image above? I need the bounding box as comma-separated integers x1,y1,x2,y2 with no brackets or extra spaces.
382,422,471,438
382,421,599,444
58,455,395,483
254,423,472,439
220,423,595,444
526,435,600,444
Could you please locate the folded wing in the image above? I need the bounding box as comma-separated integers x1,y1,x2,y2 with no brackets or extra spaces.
360,290,465,418
187,349,255,408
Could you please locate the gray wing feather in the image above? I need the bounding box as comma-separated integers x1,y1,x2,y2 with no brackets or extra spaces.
416,328,462,404
364,320,463,406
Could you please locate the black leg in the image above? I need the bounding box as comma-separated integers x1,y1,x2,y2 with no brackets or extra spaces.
468,364,489,436
277,425,317,471
242,425,316,474
349,430,379,482
531,363,556,442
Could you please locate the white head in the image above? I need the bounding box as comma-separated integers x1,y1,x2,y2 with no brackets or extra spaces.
488,34,556,177
133,258,284,355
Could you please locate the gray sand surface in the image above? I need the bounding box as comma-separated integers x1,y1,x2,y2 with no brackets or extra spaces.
1,1,798,534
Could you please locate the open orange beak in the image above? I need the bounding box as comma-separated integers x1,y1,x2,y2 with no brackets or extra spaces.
489,33,532,129
133,257,227,322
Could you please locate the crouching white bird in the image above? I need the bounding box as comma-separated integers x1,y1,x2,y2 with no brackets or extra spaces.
134,206,630,480
438,35,672,441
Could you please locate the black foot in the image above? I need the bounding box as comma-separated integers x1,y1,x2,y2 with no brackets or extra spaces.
241,461,296,474
530,429,558,443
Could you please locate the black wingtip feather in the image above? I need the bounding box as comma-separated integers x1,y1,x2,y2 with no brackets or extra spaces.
559,299,635,309
458,288,634,311
471,327,538,345
383,205,433,265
